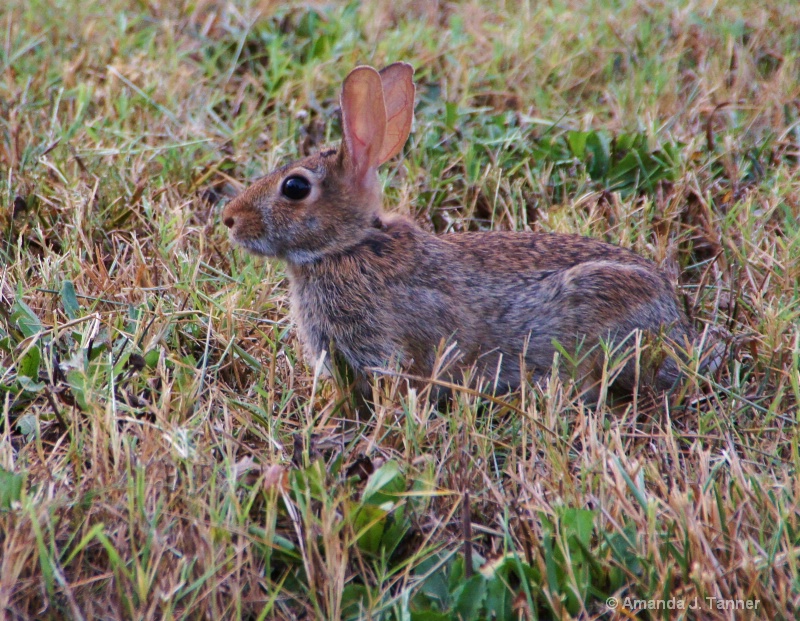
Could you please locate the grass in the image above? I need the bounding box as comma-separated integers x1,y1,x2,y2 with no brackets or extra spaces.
1,0,799,618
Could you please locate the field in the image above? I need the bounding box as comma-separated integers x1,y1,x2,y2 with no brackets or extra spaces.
1,0,799,619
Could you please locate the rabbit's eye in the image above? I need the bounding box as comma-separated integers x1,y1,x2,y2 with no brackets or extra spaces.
281,175,312,200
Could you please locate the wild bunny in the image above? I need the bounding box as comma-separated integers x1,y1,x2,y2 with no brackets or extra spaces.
223,62,708,401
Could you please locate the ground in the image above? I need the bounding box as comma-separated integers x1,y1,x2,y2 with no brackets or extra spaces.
1,0,799,619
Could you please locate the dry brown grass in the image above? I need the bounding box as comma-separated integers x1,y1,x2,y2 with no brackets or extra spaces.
1,0,799,619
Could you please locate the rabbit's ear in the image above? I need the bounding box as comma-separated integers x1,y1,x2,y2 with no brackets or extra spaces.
340,66,387,186
377,62,415,164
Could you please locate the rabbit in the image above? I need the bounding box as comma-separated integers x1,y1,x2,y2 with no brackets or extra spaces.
222,62,712,402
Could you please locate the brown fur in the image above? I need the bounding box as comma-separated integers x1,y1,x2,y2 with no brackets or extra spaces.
222,63,701,399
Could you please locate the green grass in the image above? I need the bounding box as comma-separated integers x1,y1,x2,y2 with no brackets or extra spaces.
1,0,799,619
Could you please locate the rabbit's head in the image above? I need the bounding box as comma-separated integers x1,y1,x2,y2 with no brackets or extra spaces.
222,63,415,264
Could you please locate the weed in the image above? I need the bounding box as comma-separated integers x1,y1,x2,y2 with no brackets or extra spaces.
1,0,799,619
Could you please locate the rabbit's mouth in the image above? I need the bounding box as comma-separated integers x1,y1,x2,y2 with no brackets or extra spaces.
230,234,280,258
229,231,327,265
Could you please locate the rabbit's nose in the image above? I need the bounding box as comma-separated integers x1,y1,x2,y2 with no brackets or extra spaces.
223,215,235,228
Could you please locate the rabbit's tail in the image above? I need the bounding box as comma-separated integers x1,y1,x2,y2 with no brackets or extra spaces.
695,325,728,377
655,325,727,391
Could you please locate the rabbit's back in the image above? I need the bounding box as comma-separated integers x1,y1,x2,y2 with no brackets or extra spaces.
442,230,690,390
